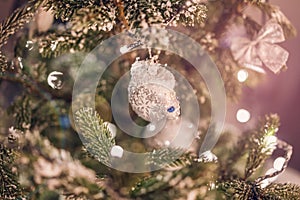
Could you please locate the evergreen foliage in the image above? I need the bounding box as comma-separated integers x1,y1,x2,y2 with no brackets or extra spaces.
0,0,299,199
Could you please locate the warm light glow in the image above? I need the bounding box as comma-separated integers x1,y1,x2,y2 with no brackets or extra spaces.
164,140,170,146
236,109,251,123
237,69,249,82
148,124,156,131
110,145,124,158
273,157,286,171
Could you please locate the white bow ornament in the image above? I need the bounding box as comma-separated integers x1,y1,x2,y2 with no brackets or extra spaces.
230,20,289,74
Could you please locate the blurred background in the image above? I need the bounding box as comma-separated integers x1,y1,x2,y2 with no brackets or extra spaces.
0,0,299,177
225,0,300,170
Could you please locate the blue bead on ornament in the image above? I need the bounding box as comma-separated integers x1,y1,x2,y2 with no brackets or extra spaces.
167,106,175,113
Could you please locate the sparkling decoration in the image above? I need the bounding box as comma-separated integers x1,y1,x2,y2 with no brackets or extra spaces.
50,41,58,51
103,122,117,138
147,124,156,132
230,19,289,74
167,106,175,113
237,69,248,82
164,140,171,146
17,57,23,69
47,71,64,89
128,58,180,122
236,108,251,123
197,150,218,163
120,40,143,54
25,40,34,51
110,145,124,158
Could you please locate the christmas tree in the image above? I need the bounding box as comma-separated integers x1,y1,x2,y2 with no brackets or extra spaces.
0,0,299,199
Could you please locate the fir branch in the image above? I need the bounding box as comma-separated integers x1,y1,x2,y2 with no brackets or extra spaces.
219,180,300,199
123,0,207,28
219,179,261,199
131,171,175,197
7,96,32,131
0,0,41,48
7,94,67,131
38,2,116,58
38,30,109,58
72,3,117,33
41,0,98,21
244,114,280,179
0,0,41,73
244,0,264,5
0,144,22,199
168,3,207,27
0,51,8,72
148,148,193,168
131,160,218,199
262,183,300,199
7,127,103,199
74,107,115,167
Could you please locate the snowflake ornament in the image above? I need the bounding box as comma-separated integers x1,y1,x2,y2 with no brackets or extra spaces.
128,58,180,122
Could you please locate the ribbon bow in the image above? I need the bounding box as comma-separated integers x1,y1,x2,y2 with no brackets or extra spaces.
230,20,289,74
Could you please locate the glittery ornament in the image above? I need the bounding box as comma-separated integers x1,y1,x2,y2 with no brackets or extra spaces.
128,58,180,122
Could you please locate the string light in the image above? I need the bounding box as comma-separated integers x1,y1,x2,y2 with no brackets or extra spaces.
110,145,124,158
237,69,248,82
273,157,286,171
236,109,251,123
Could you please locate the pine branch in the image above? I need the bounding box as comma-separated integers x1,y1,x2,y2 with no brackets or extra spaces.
38,29,109,58
0,0,42,73
0,0,41,48
245,0,264,4
219,179,261,200
262,183,300,199
148,148,193,168
219,180,300,199
41,0,98,21
72,3,117,33
7,96,32,131
131,160,219,198
131,171,177,197
6,127,104,199
74,107,115,167
0,51,8,72
170,3,207,27
0,144,22,199
244,114,280,179
123,0,207,28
